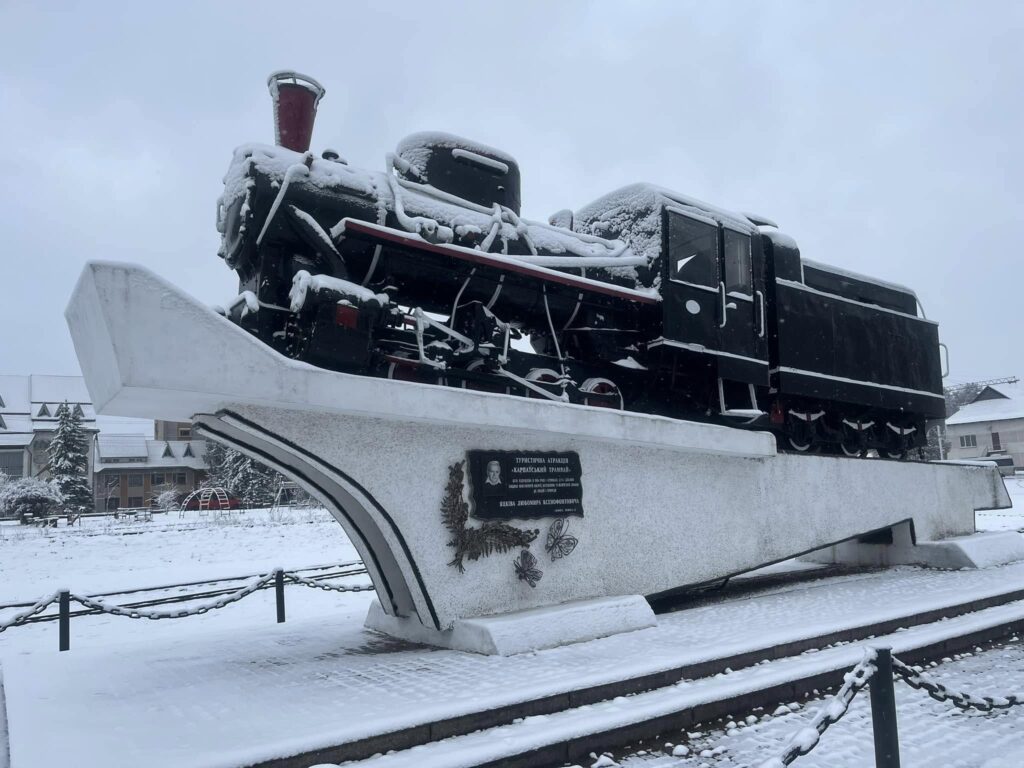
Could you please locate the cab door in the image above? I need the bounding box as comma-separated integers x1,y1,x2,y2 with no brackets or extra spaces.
717,227,767,384
662,207,722,350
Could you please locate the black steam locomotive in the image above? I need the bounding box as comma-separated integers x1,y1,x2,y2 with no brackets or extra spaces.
216,93,944,458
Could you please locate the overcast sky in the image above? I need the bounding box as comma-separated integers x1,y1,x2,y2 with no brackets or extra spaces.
1,1,1021,388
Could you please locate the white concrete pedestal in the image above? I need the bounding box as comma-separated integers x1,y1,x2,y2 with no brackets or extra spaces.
365,595,657,655
802,524,1024,569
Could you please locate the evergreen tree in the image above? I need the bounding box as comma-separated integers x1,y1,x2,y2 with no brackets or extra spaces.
48,401,93,516
202,440,282,508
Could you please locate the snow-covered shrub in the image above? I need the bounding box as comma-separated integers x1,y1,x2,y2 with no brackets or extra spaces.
0,478,64,521
155,489,181,512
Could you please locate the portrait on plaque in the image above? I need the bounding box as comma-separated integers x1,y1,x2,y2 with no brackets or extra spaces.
467,450,584,520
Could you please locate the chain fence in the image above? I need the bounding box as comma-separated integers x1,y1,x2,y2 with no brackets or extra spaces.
71,574,277,620
0,591,63,634
0,564,373,649
759,645,1024,767
891,657,1024,712
285,571,376,593
758,648,878,768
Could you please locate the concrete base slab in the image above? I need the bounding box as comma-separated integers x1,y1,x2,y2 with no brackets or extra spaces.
365,595,657,655
803,526,1024,569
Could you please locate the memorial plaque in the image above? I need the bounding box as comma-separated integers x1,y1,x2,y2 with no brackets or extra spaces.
467,450,583,520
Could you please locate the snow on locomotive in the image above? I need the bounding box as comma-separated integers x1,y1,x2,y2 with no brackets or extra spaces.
215,72,945,458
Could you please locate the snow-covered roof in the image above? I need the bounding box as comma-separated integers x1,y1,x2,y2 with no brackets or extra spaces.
946,383,1024,426
0,433,33,448
94,438,207,470
96,434,148,459
0,374,97,429
576,183,757,237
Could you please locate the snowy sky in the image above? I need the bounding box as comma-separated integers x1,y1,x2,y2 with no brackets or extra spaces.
1,1,1022,387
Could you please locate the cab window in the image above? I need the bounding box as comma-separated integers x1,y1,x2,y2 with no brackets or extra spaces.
668,211,718,288
723,229,752,295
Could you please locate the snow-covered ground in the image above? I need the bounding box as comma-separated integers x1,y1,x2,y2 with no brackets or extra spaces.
612,638,1024,768
0,506,371,660
0,506,358,599
975,474,1024,532
0,476,1022,768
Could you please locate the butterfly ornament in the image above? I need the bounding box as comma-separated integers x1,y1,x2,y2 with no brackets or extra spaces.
545,518,578,561
513,549,543,588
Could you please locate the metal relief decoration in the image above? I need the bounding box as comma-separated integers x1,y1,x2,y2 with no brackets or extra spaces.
513,549,543,588
545,518,578,561
442,462,538,573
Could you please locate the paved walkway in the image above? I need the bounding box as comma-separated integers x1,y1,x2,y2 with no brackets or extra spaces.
5,562,1024,768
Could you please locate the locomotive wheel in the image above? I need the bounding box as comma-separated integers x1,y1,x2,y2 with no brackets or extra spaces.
840,440,866,458
386,359,443,386
524,368,562,399
785,414,818,453
883,421,915,460
787,434,816,452
839,425,868,457
580,378,623,409
458,359,510,394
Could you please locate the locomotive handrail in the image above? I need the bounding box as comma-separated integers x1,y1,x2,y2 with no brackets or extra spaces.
335,218,662,305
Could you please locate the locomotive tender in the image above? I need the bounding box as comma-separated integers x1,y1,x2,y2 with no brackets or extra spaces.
215,73,945,458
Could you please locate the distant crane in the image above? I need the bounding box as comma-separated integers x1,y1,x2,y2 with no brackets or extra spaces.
945,376,1019,396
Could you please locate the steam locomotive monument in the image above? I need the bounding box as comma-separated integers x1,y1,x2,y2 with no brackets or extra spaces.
67,72,1017,654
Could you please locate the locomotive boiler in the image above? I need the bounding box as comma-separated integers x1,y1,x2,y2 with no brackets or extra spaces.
215,72,945,458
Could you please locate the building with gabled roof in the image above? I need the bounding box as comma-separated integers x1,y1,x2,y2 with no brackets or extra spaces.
945,381,1024,469
93,435,207,511
0,374,98,479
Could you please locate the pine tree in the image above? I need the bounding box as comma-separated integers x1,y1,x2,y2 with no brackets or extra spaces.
202,440,282,508
48,401,93,516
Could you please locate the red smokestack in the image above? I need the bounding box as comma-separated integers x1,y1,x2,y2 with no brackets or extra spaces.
267,71,325,153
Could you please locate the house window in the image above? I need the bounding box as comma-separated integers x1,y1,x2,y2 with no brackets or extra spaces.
128,474,144,487
174,472,187,485
993,432,1002,451
0,450,23,477
177,426,192,439
959,434,977,448
127,496,143,508
152,473,165,486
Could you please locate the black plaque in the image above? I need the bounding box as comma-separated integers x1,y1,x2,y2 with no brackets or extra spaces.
467,450,583,520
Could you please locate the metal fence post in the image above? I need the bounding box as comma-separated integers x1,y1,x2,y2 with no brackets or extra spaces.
869,646,901,768
275,570,286,623
58,590,70,652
